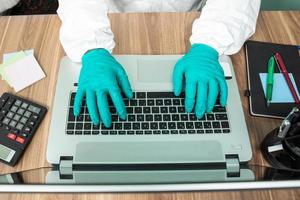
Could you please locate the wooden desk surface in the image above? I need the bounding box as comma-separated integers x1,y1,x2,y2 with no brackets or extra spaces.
0,11,300,199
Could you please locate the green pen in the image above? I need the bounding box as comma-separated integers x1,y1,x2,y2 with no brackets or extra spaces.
266,56,275,107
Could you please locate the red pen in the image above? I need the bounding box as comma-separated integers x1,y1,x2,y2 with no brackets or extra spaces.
274,52,300,103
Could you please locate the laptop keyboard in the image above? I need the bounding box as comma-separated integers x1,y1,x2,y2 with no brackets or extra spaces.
66,92,230,135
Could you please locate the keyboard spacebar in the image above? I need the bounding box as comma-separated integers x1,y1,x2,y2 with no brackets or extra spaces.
147,92,177,98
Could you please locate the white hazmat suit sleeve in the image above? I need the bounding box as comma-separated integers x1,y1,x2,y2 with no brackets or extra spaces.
190,0,261,55
58,0,261,62
57,0,115,62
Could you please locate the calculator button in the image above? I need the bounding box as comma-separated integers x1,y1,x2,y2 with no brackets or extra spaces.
24,111,31,118
28,121,35,127
16,136,25,144
20,117,28,124
13,114,21,121
21,103,29,109
32,114,39,120
1,110,7,115
28,105,41,114
9,120,17,128
20,133,28,138
17,108,25,115
2,117,10,125
24,127,31,133
7,111,14,118
16,123,24,130
10,106,18,113
7,133,17,140
14,100,22,106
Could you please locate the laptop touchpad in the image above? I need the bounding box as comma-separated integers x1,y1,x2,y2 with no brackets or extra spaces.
137,59,176,83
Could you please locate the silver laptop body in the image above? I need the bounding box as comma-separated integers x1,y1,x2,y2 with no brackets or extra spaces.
47,55,252,174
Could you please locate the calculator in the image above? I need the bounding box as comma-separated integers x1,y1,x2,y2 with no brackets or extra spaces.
0,93,47,166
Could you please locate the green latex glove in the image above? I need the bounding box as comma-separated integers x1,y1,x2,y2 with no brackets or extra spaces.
173,43,228,118
74,49,133,127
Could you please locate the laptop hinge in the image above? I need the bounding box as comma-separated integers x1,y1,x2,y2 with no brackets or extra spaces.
59,156,73,179
225,155,240,177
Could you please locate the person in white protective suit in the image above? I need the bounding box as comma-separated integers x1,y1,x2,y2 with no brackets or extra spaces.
0,0,261,128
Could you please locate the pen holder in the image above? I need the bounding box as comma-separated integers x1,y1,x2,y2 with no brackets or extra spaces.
261,107,300,171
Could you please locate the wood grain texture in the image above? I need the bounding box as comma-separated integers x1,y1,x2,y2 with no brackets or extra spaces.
0,11,300,199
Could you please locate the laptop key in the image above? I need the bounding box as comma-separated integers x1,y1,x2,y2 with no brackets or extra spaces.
110,131,117,135
163,114,171,121
139,100,146,106
213,106,226,113
66,130,74,135
205,130,213,134
180,114,188,121
160,107,168,113
162,130,170,134
127,131,134,135
84,131,91,135
130,100,137,106
197,130,204,134
92,131,99,135
204,122,212,129
143,107,151,113
188,130,196,134
171,114,180,121
145,130,152,135
168,122,176,129
150,122,158,129
195,122,203,129
156,99,163,106
136,131,143,135
137,115,144,121
124,123,131,130
212,122,221,128
67,123,74,129
84,123,92,129
164,99,172,105
154,114,162,121
142,122,149,129
179,130,187,134
153,130,161,135
101,131,109,135
177,122,185,129
114,123,122,129
216,114,228,120
147,99,154,106
133,123,140,130
152,107,159,113
126,107,133,114
134,107,142,113
214,129,222,133
146,115,153,121
75,131,82,135
137,92,146,98
159,122,167,129
118,131,126,135
76,123,83,129
221,121,230,128
206,114,215,121
178,107,185,113
171,130,178,134
169,107,177,113
172,99,180,105
223,129,230,133
128,115,135,121
186,122,194,129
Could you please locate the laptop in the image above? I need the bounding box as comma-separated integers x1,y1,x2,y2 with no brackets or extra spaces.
46,55,252,181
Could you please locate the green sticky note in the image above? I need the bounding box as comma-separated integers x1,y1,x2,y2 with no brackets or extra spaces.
0,51,27,84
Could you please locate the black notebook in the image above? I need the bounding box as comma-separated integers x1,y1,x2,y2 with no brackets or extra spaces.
245,40,300,118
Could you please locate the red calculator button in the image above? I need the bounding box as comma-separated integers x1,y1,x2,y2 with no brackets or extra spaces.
7,133,17,140
16,136,25,144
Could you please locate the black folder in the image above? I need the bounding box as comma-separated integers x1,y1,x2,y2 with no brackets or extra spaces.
245,40,300,118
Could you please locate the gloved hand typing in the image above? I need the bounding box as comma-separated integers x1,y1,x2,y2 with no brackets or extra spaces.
173,43,228,118
74,49,133,127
